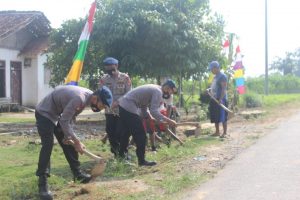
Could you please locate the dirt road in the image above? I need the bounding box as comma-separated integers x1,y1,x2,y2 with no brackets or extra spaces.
181,111,300,200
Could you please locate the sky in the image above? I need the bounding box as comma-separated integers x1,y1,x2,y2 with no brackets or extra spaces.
1,0,300,77
211,0,300,77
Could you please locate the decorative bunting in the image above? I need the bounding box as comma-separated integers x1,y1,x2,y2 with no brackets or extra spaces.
232,45,246,94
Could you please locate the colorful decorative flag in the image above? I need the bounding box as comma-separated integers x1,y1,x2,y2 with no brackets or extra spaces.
233,69,243,78
207,72,214,84
65,1,96,85
232,45,246,94
209,35,232,84
223,39,230,48
222,37,230,58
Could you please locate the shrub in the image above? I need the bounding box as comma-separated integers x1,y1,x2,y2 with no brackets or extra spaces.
242,92,262,108
246,73,300,94
196,104,209,121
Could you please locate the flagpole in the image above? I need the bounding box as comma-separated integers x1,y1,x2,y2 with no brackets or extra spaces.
64,1,96,85
265,0,269,95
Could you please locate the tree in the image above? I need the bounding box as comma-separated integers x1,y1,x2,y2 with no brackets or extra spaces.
95,0,225,79
270,48,300,76
46,0,225,88
45,18,104,89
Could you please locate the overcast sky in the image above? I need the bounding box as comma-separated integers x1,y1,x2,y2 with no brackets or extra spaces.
1,0,300,77
211,0,300,77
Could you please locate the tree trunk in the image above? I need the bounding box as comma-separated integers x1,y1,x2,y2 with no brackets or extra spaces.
156,76,161,85
178,70,184,108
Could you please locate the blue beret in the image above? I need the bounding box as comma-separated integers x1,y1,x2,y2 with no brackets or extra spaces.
94,86,113,107
103,57,118,65
209,61,220,70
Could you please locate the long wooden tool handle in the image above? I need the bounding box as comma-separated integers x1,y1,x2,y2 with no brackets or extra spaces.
206,89,233,114
82,149,103,162
67,140,102,162
176,122,200,127
166,128,184,145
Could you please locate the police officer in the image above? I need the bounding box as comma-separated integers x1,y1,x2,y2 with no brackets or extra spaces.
99,57,132,156
35,85,112,200
118,80,178,166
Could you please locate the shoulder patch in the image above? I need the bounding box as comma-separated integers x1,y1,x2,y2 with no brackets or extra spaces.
120,73,131,84
126,76,131,85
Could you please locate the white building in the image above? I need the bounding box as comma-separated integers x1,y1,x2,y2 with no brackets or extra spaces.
0,11,53,107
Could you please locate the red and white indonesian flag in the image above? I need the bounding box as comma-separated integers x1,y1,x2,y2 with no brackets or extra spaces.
65,1,96,85
222,37,230,58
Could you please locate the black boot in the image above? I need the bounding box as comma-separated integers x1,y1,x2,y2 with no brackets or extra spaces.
138,160,157,167
73,170,92,183
38,175,53,200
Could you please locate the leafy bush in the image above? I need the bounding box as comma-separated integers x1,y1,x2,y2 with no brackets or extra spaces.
241,92,262,108
246,73,300,94
196,104,209,121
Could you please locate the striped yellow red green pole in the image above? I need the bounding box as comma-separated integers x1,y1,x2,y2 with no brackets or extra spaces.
65,1,96,85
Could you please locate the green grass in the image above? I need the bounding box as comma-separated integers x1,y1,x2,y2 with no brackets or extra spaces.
0,137,71,199
117,137,219,200
239,93,300,109
0,134,219,200
262,93,300,107
158,172,205,194
1,92,300,199
0,117,35,123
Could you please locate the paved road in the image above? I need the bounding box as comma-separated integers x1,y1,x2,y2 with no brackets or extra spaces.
182,111,300,200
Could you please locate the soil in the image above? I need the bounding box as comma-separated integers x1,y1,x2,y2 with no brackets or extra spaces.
0,103,298,199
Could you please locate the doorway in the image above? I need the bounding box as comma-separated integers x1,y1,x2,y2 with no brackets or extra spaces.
0,61,5,98
10,61,22,104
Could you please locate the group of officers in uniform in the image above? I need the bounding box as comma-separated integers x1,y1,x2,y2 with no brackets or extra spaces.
35,56,228,199
35,57,178,200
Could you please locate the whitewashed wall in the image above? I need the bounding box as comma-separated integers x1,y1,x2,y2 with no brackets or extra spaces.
22,54,53,107
22,57,38,106
36,54,53,105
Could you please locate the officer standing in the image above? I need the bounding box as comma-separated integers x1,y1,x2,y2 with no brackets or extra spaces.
99,57,132,156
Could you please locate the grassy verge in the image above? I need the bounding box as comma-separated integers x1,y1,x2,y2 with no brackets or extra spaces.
1,93,300,199
261,93,300,108
239,93,300,110
0,117,35,124
0,111,35,124
0,133,219,200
